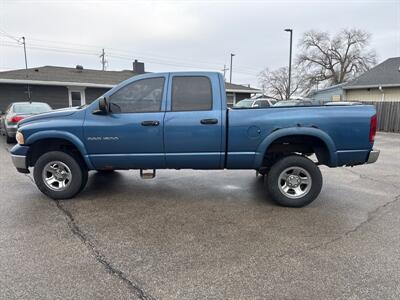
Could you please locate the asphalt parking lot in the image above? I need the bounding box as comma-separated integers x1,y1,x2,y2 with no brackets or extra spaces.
0,133,399,299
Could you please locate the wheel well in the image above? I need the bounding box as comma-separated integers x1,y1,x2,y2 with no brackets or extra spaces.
263,135,330,167
27,138,86,168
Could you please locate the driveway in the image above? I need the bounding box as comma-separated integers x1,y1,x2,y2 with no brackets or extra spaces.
0,133,399,299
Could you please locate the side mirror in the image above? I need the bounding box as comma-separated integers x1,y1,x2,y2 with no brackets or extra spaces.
253,104,260,107
93,97,109,115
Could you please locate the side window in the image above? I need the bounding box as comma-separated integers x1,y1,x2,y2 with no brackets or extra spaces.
172,76,212,111
259,100,270,107
109,77,165,113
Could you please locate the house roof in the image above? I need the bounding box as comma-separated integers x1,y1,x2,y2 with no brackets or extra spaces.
344,57,400,90
224,82,260,93
308,83,346,97
0,65,261,93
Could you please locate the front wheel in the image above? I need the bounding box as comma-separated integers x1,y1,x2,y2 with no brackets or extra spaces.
266,155,322,207
33,151,88,200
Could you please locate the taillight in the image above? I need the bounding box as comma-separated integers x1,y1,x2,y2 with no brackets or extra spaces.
7,116,25,124
369,115,377,143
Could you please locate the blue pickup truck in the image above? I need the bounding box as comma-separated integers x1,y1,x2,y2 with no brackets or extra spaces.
10,72,379,207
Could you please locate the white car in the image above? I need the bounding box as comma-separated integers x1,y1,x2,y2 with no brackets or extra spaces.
233,98,277,108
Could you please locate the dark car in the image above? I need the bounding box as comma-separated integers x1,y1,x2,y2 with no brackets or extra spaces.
1,102,52,143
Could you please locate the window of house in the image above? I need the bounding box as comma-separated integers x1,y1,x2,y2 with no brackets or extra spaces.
109,77,165,113
172,76,212,111
71,92,82,107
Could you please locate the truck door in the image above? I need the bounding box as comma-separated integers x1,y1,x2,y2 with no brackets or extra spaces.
164,73,223,169
84,75,168,169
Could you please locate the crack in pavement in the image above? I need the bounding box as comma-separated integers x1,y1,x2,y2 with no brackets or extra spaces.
278,193,400,258
54,200,156,300
21,171,156,299
343,167,400,188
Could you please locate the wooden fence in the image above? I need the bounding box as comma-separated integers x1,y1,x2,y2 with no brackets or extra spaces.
361,101,400,133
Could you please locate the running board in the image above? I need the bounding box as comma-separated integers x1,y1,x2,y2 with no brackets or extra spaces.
140,169,156,179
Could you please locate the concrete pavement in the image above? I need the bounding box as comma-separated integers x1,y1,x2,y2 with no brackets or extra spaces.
0,133,399,299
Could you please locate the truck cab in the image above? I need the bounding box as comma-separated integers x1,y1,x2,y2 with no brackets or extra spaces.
85,72,226,170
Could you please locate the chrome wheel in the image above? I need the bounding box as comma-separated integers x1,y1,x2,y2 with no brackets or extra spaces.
278,166,312,199
42,161,72,191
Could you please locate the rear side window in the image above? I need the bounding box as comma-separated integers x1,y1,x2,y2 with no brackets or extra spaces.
172,76,212,111
255,100,270,107
109,77,165,113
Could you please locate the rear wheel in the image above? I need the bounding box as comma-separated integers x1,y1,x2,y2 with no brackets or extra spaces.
33,151,88,199
266,155,322,207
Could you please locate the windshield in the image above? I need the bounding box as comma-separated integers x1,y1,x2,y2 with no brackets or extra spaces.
13,103,52,114
233,99,254,108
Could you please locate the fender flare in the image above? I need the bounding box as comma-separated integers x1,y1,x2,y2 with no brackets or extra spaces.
25,130,94,169
253,127,337,168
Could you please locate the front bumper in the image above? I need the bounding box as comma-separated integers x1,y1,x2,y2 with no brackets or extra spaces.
10,144,30,173
11,154,29,173
366,149,380,164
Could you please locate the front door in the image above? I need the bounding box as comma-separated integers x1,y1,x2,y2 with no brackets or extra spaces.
84,75,168,169
164,74,223,169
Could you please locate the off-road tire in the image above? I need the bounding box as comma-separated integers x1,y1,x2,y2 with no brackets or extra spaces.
33,151,88,200
266,155,322,207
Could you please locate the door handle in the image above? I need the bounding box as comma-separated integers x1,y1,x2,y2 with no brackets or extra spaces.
141,120,160,126
200,118,218,125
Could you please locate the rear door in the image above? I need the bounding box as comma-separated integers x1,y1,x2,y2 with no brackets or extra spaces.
164,73,223,169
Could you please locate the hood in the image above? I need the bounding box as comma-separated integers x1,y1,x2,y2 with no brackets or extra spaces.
18,107,80,126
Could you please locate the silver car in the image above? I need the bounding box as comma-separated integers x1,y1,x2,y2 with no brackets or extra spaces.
233,98,277,108
0,102,52,143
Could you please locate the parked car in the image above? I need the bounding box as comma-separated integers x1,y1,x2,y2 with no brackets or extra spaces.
234,98,277,108
10,72,379,207
325,101,362,106
1,102,52,143
273,99,314,107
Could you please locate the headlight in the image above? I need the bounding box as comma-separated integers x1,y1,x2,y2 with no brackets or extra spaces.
16,131,25,145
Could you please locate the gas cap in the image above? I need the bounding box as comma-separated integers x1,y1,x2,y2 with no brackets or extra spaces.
247,126,262,138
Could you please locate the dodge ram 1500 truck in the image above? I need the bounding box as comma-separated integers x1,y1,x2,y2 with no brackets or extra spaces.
10,72,379,207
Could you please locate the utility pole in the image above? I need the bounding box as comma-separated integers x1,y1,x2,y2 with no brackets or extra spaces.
100,48,106,71
222,64,229,81
229,53,235,84
22,37,31,101
284,29,293,99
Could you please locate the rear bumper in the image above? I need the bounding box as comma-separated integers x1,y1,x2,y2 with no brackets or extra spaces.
366,149,380,164
6,125,17,137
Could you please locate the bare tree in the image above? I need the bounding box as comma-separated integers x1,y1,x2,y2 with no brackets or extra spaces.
258,66,310,100
298,29,376,86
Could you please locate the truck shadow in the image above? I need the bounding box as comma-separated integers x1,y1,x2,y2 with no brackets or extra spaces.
80,170,275,206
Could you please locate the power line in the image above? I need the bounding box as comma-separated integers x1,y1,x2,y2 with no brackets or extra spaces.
19,36,262,72
0,34,261,77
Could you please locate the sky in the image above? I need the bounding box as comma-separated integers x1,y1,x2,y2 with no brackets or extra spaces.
0,0,399,88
